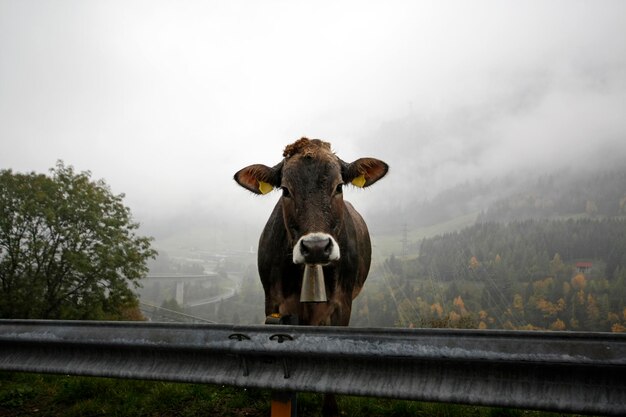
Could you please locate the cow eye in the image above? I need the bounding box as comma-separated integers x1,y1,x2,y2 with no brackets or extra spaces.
281,187,291,198
335,184,343,195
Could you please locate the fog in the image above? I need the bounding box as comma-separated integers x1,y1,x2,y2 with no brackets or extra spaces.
2,1,625,249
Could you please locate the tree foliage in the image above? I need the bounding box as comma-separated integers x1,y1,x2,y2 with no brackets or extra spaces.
0,162,156,319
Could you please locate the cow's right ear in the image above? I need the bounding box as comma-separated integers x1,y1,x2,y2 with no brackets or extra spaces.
234,162,282,195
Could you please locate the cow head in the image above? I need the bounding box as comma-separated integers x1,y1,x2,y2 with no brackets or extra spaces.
234,137,388,265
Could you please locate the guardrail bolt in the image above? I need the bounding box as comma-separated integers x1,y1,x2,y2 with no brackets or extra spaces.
269,334,293,344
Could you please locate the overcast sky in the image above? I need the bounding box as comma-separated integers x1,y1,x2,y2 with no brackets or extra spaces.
1,1,625,234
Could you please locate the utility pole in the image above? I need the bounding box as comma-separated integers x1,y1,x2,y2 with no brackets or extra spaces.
401,223,409,257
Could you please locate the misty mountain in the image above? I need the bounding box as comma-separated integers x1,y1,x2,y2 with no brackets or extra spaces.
366,175,523,233
478,169,626,222
366,167,626,236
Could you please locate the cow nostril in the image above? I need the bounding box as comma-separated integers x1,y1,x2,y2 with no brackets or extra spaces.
324,239,333,255
300,240,309,256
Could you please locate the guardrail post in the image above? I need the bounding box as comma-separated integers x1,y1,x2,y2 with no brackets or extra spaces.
266,314,299,417
271,391,297,417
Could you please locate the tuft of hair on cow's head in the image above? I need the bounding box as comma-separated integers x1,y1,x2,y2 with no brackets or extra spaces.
283,137,332,159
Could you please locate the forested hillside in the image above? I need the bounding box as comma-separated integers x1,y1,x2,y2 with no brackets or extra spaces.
418,219,626,282
352,218,626,332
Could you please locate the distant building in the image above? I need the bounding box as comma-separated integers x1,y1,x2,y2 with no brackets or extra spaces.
575,262,592,274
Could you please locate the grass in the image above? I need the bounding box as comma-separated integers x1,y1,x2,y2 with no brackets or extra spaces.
0,373,599,417
0,373,269,417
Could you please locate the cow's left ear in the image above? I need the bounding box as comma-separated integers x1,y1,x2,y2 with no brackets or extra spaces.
234,162,282,195
342,158,389,188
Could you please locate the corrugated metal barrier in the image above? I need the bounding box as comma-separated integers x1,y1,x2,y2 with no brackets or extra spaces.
1,320,625,415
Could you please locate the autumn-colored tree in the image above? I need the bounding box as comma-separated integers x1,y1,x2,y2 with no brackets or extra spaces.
533,297,566,328
532,277,555,297
571,274,587,290
430,302,444,318
469,256,480,270
611,323,626,333
453,295,469,316
549,318,566,331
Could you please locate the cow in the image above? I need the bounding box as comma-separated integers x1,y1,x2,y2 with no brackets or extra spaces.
234,137,388,416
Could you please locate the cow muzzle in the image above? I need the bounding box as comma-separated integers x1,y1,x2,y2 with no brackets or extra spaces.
292,232,340,265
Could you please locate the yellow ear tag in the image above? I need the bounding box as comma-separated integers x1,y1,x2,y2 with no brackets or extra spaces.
258,181,273,195
351,175,366,188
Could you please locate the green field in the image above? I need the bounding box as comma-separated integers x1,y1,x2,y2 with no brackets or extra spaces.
371,211,479,260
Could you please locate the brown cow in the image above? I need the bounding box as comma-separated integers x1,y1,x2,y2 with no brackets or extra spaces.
234,137,387,416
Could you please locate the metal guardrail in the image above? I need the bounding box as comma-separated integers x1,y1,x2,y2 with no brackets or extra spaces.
1,320,625,415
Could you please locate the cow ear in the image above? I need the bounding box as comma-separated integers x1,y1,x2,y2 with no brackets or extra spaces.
234,163,282,195
343,158,389,188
